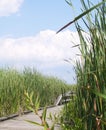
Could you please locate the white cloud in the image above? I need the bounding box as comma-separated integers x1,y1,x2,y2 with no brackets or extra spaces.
0,30,80,83
0,30,80,66
0,0,24,16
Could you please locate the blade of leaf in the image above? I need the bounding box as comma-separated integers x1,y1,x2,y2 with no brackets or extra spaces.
65,0,73,7
87,88,106,99
25,120,42,126
42,107,47,121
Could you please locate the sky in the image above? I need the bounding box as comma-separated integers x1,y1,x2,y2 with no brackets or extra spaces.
0,0,99,84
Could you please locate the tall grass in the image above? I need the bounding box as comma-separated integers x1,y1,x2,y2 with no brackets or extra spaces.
0,68,73,117
58,0,106,129
74,0,106,129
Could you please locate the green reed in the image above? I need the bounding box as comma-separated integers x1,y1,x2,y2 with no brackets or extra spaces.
0,68,72,117
58,0,106,129
74,0,106,129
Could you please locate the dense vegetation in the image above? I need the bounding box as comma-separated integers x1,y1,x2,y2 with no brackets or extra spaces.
0,68,73,117
60,0,106,130
0,1,106,130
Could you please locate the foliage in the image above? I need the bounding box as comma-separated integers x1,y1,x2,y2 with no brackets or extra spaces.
58,0,106,129
74,0,106,129
60,98,82,130
0,68,73,117
25,91,60,130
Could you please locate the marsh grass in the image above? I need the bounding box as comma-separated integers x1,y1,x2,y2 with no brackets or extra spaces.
74,1,106,129
0,68,72,117
58,0,106,129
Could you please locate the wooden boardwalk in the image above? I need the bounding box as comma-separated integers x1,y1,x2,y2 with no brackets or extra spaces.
0,105,63,130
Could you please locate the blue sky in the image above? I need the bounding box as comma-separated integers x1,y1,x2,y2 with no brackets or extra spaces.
0,0,78,37
0,0,99,84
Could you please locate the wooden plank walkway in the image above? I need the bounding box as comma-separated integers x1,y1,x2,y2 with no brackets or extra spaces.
0,105,63,130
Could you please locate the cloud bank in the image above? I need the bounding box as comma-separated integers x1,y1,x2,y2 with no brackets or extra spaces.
0,30,80,83
0,30,80,66
0,0,24,16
